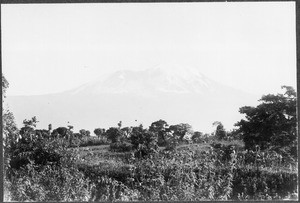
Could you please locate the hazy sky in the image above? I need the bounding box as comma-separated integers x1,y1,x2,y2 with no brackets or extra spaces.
2,2,296,96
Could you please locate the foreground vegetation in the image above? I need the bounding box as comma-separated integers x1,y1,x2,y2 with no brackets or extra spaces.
3,76,298,201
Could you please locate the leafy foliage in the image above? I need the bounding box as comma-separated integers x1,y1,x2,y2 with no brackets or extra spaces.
79,129,91,137
191,131,204,143
169,123,193,141
8,159,93,201
2,75,9,98
235,86,297,158
106,127,125,143
94,128,106,138
213,121,227,140
149,119,169,146
4,116,94,201
130,125,158,158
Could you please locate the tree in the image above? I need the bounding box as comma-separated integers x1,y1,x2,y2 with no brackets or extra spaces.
106,127,124,143
235,86,297,157
35,129,50,140
79,129,90,137
3,110,18,145
94,128,106,138
191,131,203,143
67,125,74,131
19,117,39,144
23,116,38,128
117,121,122,129
121,127,132,138
52,127,68,139
130,125,158,158
149,119,169,146
2,75,18,146
169,123,193,141
2,76,19,183
2,75,9,99
213,121,226,140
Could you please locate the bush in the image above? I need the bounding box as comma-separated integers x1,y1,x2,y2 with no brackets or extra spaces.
69,136,82,147
6,146,94,201
232,168,298,200
210,142,237,162
90,175,139,201
5,121,95,202
124,147,238,201
8,161,93,201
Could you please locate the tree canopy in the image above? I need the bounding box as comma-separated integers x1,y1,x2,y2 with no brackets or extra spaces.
235,86,297,157
213,121,227,140
169,123,193,141
149,119,169,146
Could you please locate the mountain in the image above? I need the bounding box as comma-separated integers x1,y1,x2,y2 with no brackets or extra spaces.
66,64,237,96
6,64,259,133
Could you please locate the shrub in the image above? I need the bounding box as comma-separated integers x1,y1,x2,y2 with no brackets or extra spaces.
8,161,93,201
69,136,82,147
232,168,298,200
7,146,94,202
89,175,139,201
5,120,94,202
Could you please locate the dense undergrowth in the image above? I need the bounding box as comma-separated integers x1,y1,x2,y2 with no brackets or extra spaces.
76,141,298,201
3,130,298,201
3,80,298,201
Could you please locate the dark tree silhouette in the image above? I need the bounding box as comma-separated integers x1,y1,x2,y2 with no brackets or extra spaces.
169,123,193,141
235,86,297,158
213,121,227,140
94,128,106,138
106,127,124,143
149,119,169,146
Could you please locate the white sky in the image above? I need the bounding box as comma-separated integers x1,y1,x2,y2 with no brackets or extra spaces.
1,2,296,96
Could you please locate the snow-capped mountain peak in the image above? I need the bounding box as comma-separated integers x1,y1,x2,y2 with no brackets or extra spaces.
68,64,218,95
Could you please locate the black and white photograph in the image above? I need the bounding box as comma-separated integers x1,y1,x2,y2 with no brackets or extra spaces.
2,1,298,201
